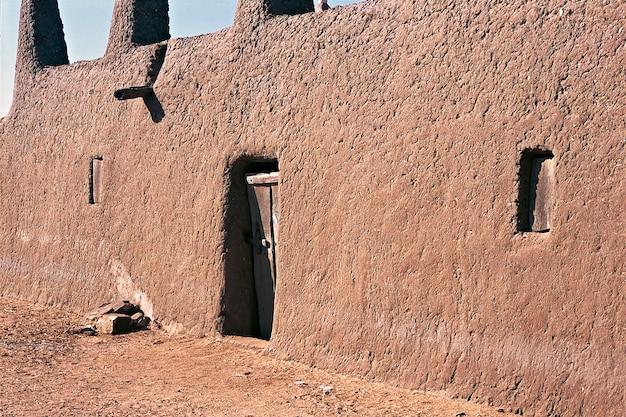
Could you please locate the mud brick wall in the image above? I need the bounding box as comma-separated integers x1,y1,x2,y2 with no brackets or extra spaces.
0,0,624,415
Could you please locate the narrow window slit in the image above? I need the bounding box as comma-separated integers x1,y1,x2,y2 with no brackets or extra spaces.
90,157,104,204
517,150,554,233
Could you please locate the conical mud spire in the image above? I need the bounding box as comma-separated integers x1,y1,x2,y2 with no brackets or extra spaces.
269,0,314,15
233,0,314,30
15,0,68,80
106,0,170,55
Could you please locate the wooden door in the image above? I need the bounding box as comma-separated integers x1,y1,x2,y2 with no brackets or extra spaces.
246,172,279,339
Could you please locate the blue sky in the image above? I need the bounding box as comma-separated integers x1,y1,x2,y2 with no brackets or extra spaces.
1,0,360,117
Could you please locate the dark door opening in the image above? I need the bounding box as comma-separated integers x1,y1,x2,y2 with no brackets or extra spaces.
221,158,278,340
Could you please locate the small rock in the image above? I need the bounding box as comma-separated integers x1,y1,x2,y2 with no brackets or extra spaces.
319,385,333,394
84,301,151,333
85,303,116,321
79,326,97,336
96,313,132,335
135,316,151,329
110,300,134,314
66,325,97,335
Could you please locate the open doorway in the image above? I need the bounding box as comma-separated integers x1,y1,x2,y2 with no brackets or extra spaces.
246,171,279,339
221,158,278,340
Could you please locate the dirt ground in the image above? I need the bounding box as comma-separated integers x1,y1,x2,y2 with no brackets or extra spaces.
0,298,516,417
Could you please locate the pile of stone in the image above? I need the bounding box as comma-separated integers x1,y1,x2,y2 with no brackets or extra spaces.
83,300,152,335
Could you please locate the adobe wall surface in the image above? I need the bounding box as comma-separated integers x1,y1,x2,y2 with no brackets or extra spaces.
1,0,624,415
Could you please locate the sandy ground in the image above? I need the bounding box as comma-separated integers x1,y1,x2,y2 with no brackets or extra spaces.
0,297,516,417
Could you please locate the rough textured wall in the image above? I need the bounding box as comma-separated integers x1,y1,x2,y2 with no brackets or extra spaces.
0,0,624,415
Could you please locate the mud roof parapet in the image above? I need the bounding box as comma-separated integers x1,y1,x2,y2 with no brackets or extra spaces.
12,0,316,104
15,0,171,75
11,0,170,116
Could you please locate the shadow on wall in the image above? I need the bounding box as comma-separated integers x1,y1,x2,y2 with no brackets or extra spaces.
220,157,279,339
113,86,166,123
112,41,167,122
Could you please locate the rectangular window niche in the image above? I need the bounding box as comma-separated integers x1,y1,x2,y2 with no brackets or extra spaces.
90,157,104,204
517,150,555,233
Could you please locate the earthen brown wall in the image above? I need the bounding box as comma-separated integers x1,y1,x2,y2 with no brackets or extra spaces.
0,0,624,415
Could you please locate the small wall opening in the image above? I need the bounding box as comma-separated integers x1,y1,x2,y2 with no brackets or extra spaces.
517,149,554,233
89,157,104,204
221,157,279,339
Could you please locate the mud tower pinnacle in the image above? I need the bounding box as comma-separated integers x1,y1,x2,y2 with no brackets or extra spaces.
15,0,68,85
106,0,170,55
234,0,314,30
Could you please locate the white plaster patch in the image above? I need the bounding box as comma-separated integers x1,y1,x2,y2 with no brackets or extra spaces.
160,320,184,335
110,259,154,319
38,233,52,244
18,229,31,242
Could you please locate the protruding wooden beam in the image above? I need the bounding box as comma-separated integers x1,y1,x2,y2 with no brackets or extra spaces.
113,86,154,100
